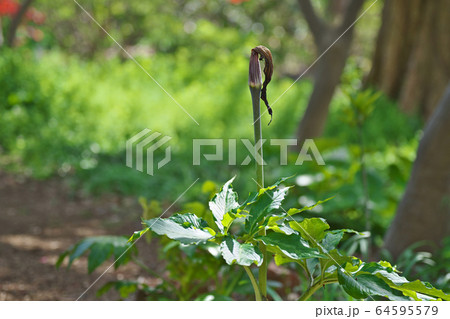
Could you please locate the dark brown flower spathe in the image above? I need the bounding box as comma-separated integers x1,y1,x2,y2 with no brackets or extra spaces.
249,45,273,125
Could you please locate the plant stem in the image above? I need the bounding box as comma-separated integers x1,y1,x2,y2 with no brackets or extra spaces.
250,86,268,299
297,278,338,301
244,266,262,301
250,87,265,189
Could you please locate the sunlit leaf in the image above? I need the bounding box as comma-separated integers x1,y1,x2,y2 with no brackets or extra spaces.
209,177,240,233
245,186,289,235
290,217,330,243
220,237,262,266
145,213,214,244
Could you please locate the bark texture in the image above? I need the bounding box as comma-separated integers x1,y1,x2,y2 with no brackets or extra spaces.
384,84,450,259
366,0,450,120
296,0,365,143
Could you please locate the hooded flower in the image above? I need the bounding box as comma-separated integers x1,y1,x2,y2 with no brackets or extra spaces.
249,45,273,125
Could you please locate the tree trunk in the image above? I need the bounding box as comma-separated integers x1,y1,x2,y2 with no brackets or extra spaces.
6,0,35,47
296,0,365,144
383,84,450,259
296,38,351,143
366,0,450,120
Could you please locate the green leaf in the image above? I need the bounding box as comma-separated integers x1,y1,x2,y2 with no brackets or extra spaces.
88,242,113,273
55,250,69,268
57,236,136,273
256,232,323,260
245,186,289,235
338,269,409,300
219,237,262,266
356,262,405,282
395,281,450,301
240,191,259,207
321,249,355,271
113,240,135,269
68,238,95,267
265,215,297,235
128,229,147,243
306,258,320,277
290,218,330,243
221,210,247,231
337,268,367,299
170,213,210,229
145,213,214,244
258,176,292,193
355,262,450,301
322,231,345,251
320,229,361,252
274,223,298,235
241,176,291,209
265,215,286,226
269,187,291,211
287,197,334,216
274,254,297,266
209,177,240,233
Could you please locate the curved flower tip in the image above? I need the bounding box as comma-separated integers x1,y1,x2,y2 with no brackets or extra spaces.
249,45,273,125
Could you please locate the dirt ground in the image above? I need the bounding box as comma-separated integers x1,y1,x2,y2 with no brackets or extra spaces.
0,171,161,300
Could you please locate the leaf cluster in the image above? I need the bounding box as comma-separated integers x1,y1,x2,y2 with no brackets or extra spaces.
135,177,449,301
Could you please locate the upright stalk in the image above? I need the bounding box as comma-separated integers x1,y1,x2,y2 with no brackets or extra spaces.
249,45,273,300
244,266,262,301
250,85,268,298
250,87,264,188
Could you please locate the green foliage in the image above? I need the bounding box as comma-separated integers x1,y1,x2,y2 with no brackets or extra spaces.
56,177,448,301
56,236,137,273
256,232,323,260
137,177,449,301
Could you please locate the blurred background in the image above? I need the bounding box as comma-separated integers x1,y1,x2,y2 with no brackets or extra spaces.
0,0,449,300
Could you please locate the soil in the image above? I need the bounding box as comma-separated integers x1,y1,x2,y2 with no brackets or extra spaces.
0,171,161,300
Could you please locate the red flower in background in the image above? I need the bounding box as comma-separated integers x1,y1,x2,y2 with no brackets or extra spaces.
0,0,45,24
229,0,250,4
0,0,19,16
